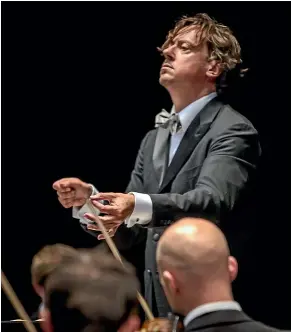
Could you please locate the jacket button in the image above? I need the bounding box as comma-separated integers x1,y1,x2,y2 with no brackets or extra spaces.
153,233,160,241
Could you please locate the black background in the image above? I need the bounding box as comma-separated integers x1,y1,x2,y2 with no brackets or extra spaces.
2,1,291,329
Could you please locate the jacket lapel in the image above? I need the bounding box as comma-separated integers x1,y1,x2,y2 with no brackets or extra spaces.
185,310,252,331
152,124,171,187
159,97,223,193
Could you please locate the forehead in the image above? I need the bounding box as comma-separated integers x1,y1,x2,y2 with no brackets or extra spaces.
172,27,202,45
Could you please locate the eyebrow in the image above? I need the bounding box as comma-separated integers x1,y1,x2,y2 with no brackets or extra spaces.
177,39,193,44
172,39,197,49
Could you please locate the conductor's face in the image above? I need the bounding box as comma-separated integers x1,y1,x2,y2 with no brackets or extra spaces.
159,28,210,88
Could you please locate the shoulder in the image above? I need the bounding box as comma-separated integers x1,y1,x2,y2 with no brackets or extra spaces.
216,102,258,134
243,320,285,332
139,128,158,147
208,101,261,160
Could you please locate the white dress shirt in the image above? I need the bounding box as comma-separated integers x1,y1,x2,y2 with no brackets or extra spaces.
183,301,242,327
73,92,217,227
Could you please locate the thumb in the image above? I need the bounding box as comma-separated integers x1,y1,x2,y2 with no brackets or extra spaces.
60,182,71,189
52,180,62,190
53,181,72,192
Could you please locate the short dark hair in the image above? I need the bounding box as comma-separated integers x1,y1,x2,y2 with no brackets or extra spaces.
44,247,140,332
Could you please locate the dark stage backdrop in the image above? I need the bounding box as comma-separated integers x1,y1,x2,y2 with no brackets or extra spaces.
2,1,291,329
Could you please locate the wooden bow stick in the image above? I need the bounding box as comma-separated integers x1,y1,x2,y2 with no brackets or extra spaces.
1,270,38,332
86,199,154,321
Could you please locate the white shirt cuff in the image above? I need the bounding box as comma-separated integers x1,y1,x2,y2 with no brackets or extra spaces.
72,184,99,224
124,192,152,228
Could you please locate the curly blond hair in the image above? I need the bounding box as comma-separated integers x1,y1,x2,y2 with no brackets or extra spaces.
159,13,242,73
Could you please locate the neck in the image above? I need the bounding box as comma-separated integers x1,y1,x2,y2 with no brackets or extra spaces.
168,84,216,113
179,282,234,316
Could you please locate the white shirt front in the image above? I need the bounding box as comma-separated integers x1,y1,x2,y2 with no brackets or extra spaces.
169,92,217,165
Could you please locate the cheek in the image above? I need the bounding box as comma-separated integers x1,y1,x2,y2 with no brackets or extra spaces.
161,280,175,304
163,287,174,306
160,278,169,294
177,59,206,78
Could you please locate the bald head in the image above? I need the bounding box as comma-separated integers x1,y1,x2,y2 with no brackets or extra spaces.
157,218,232,281
157,218,237,314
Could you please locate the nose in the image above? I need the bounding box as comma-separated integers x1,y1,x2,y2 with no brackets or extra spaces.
162,44,175,61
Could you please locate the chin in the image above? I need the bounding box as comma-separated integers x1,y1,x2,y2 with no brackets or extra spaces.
159,75,172,87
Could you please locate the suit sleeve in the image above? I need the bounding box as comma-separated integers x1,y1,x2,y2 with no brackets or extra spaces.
125,131,152,193
148,123,261,226
108,132,153,250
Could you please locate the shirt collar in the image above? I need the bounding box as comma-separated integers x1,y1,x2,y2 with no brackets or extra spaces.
183,301,242,327
171,92,217,133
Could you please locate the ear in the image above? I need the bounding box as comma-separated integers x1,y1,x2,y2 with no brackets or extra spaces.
228,256,238,282
39,308,53,332
162,270,177,292
206,61,223,80
118,315,140,332
33,283,44,299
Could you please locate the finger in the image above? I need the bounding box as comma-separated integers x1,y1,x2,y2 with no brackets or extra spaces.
87,223,116,231
90,192,118,200
58,197,74,208
83,213,96,222
98,222,117,230
57,191,75,199
91,200,116,214
98,215,118,223
59,201,73,209
59,187,72,193
59,196,75,204
99,215,123,225
97,230,115,240
52,180,62,190
98,234,114,240
87,224,100,231
83,214,117,229
53,180,72,191
60,182,74,191
97,225,119,240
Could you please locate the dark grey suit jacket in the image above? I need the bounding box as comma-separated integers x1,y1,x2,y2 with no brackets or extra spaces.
83,97,261,317
185,310,287,332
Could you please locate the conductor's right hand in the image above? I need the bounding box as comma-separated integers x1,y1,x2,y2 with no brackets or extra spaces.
52,177,92,208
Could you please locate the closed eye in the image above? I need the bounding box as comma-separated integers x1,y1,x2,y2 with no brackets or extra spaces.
177,40,193,52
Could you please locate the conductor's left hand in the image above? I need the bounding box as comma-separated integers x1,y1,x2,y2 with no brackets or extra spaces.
85,192,135,230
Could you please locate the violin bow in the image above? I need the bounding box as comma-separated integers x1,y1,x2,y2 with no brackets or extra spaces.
86,199,154,321
1,270,38,332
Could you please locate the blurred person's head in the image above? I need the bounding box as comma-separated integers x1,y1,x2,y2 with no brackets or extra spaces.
156,218,238,316
31,244,78,300
40,247,141,332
